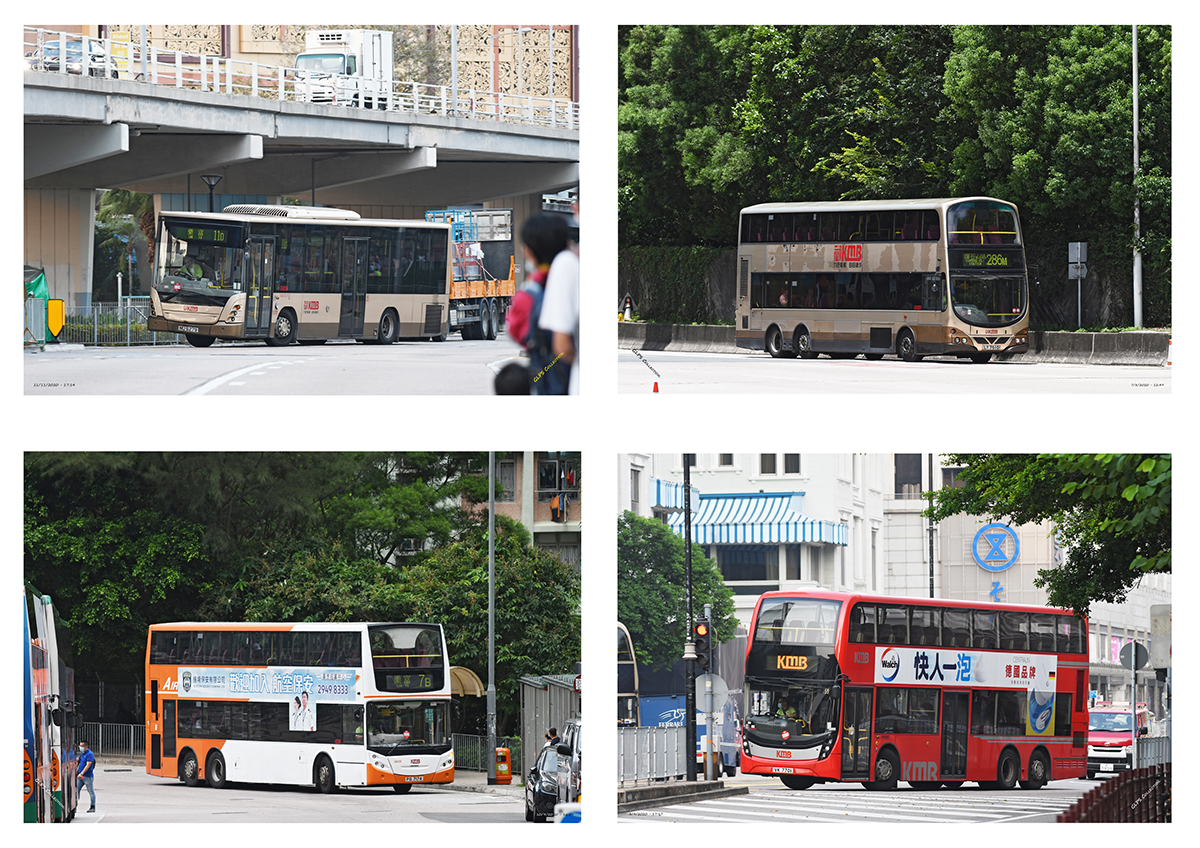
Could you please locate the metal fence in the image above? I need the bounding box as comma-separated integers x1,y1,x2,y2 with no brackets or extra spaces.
452,733,522,773
1136,735,1171,768
618,726,688,786
1058,763,1171,822
56,299,182,346
82,722,145,761
24,27,580,131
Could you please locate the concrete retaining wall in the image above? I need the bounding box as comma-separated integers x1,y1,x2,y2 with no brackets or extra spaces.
618,322,1170,366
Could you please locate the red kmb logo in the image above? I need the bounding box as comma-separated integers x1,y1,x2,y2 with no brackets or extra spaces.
834,244,863,263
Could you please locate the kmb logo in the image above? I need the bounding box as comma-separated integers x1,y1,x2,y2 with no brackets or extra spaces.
834,244,863,263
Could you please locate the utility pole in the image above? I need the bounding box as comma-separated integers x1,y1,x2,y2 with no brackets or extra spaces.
683,454,697,781
1132,24,1143,327
486,451,497,783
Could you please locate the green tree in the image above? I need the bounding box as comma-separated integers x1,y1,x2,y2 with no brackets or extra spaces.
617,510,737,670
924,454,1170,615
397,519,581,735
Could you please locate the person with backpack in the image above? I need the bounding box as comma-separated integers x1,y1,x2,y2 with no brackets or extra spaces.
506,215,571,395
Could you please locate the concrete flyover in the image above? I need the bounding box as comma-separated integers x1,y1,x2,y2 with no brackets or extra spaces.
24,70,579,207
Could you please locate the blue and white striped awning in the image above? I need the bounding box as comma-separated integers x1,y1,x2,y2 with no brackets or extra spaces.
663,491,847,546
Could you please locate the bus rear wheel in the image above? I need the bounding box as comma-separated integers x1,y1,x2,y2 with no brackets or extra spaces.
793,327,817,359
1020,751,1048,790
377,309,399,345
897,329,919,362
179,750,200,787
765,326,794,358
206,751,228,789
996,749,1020,790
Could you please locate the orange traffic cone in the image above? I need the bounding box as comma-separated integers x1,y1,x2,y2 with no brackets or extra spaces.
653,382,659,393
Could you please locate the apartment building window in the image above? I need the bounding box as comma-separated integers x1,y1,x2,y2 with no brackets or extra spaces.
497,460,516,503
784,454,800,474
630,468,641,513
537,452,581,502
760,454,776,474
719,454,734,467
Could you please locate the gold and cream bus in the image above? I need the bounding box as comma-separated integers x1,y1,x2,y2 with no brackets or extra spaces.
735,197,1031,363
148,205,452,347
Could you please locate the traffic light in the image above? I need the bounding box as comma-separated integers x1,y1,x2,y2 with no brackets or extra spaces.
694,618,712,673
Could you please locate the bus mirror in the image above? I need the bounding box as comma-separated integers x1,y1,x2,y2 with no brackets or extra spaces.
51,708,64,727
71,712,85,728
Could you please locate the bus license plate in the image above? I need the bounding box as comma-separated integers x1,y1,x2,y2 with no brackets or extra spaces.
1100,763,1114,772
771,766,794,774
404,775,424,782
982,344,1003,350
178,325,200,334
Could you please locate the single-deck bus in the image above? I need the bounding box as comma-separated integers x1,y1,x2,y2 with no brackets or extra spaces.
145,621,454,793
742,591,1088,791
23,585,81,822
736,197,1031,362
148,205,452,347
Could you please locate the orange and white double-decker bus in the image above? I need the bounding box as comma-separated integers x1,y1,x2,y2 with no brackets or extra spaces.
145,621,454,793
736,197,1032,362
742,591,1088,791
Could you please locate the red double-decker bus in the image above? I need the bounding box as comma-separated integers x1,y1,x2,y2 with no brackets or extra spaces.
741,591,1088,790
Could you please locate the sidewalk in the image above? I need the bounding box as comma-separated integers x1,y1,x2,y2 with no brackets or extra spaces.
445,769,525,798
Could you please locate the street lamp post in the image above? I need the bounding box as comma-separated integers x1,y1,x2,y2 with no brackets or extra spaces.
200,173,222,213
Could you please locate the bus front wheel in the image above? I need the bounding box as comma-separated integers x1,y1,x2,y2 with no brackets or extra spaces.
185,333,216,348
897,329,919,362
268,309,297,346
869,749,900,790
378,309,399,345
315,755,337,794
780,775,815,790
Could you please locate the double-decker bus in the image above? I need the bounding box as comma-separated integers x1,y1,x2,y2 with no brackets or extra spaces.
145,621,455,793
736,197,1031,363
617,622,640,726
148,205,453,347
742,591,1088,791
23,585,81,822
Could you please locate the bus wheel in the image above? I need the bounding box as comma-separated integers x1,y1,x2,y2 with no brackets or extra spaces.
378,309,399,345
942,781,965,790
765,326,791,358
179,750,200,787
185,333,215,348
968,352,992,364
909,781,941,790
870,749,899,790
392,784,412,794
897,329,918,362
1020,751,1048,790
794,328,817,359
314,755,337,794
268,309,297,346
780,775,815,790
996,749,1019,790
206,751,228,789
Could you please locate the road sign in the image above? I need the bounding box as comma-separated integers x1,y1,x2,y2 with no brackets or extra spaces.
1119,641,1149,671
1068,263,1088,280
694,673,729,712
47,298,64,338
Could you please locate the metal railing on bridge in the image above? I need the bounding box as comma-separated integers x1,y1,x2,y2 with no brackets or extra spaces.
23,28,580,131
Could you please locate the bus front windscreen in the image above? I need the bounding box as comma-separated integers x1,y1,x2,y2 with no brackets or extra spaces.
366,700,451,755
950,274,1027,328
156,221,244,303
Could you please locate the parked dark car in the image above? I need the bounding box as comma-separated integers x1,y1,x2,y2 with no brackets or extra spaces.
556,717,582,805
525,745,558,822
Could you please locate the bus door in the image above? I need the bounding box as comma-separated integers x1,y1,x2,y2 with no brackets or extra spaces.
840,687,873,781
940,690,969,781
246,237,276,336
741,257,761,331
340,238,368,337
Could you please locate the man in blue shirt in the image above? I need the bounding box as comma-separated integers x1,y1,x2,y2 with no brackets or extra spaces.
77,740,96,812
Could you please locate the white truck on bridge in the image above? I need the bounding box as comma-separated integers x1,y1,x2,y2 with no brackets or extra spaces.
294,29,393,108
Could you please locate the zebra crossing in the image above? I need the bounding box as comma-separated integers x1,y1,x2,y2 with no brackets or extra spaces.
621,784,1085,823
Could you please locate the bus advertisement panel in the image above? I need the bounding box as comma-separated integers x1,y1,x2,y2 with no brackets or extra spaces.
742,591,1087,792
145,622,454,794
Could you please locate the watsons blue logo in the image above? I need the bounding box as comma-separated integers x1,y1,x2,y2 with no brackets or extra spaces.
973,523,1020,572
880,648,900,682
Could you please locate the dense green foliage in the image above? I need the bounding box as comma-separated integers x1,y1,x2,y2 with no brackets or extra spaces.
617,510,738,670
24,452,577,735
619,25,1171,327
924,454,1170,615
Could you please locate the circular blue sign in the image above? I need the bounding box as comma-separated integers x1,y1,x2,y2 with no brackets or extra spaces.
972,523,1020,572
